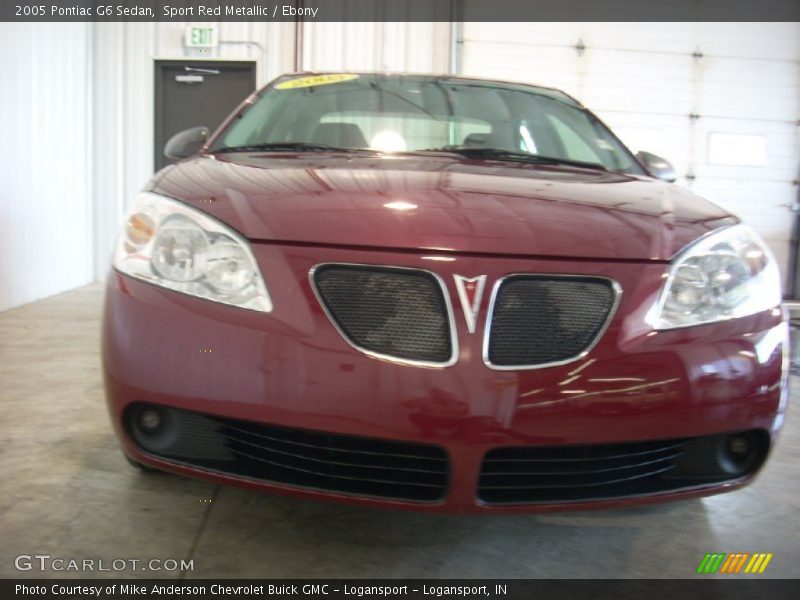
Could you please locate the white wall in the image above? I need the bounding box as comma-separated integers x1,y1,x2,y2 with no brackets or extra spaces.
0,23,93,312
300,22,451,72
459,22,800,284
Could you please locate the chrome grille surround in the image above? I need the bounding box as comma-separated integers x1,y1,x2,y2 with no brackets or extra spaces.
482,274,622,371
309,263,460,368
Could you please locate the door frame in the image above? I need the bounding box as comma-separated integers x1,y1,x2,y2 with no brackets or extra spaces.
153,59,257,170
791,206,800,300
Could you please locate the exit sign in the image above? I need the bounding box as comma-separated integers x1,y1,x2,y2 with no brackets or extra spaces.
185,25,218,49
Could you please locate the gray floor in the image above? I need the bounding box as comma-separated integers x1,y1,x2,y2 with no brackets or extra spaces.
1,284,798,579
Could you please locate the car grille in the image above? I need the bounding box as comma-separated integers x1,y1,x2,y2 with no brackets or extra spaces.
129,405,449,502
312,264,454,364
487,275,617,367
478,433,767,504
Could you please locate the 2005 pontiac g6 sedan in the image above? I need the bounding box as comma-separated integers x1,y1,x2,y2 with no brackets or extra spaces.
103,72,788,513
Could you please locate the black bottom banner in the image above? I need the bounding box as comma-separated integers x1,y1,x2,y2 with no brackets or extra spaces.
3,579,799,600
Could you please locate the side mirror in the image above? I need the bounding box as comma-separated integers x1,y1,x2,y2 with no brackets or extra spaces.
636,151,677,183
164,126,208,160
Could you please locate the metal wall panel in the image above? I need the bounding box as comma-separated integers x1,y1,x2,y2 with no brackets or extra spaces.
0,23,92,311
299,21,450,72
460,22,800,283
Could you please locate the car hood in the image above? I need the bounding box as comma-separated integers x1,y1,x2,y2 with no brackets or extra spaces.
149,154,736,261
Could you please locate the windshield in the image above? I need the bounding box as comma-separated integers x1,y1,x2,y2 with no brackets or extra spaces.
211,73,644,174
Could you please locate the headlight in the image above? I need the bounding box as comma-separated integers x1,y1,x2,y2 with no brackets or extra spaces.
649,224,781,329
113,192,272,312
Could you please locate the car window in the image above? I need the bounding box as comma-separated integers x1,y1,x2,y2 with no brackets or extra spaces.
319,112,491,151
212,74,644,174
546,115,605,164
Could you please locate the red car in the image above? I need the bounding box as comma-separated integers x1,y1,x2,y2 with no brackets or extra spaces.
103,73,788,513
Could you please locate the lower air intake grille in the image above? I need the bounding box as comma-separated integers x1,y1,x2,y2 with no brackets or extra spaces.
312,264,453,364
128,404,448,502
487,276,616,367
478,432,767,504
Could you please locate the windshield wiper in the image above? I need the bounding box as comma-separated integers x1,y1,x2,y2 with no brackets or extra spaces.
212,142,367,153
419,146,608,171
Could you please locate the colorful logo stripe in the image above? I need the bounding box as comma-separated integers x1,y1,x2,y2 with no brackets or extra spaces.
744,553,773,573
697,553,773,574
697,553,726,574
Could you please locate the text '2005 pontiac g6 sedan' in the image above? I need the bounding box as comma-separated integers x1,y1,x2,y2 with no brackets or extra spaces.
103,72,788,513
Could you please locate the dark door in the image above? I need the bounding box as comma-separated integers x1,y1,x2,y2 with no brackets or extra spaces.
154,60,256,171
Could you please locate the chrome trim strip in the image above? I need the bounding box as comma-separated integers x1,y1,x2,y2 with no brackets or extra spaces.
481,274,623,371
308,262,460,368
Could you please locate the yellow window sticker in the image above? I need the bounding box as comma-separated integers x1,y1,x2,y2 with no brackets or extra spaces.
275,74,360,90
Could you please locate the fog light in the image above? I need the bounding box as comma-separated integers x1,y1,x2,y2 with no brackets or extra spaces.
727,434,751,459
718,432,760,476
138,408,162,432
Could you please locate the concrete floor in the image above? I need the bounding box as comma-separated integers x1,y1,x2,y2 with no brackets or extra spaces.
1,283,798,579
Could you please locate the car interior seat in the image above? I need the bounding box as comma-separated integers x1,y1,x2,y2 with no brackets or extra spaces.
462,128,517,151
311,123,368,148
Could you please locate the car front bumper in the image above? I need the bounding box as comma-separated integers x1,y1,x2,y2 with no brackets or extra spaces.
103,244,788,513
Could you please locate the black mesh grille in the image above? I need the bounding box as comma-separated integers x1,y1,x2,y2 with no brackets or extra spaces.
128,405,449,502
313,265,452,363
488,276,616,367
478,432,768,504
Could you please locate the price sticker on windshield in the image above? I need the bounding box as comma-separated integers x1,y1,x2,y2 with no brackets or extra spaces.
275,74,360,90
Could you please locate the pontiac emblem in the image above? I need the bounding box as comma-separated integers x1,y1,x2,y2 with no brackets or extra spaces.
453,275,487,334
